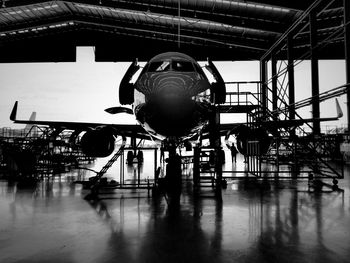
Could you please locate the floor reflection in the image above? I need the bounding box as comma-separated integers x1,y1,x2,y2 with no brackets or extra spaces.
235,179,348,263
86,187,223,263
0,164,349,263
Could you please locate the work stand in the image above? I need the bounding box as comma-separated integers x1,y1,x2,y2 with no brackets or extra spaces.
191,104,224,201
83,136,158,200
222,82,344,191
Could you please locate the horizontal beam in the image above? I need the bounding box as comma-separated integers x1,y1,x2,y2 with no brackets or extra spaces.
0,0,295,35
0,12,272,51
1,0,309,11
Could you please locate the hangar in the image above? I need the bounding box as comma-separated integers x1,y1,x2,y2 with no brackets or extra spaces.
0,0,349,126
1,1,350,262
0,0,346,60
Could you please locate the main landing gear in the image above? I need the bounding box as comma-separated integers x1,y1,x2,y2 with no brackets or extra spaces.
153,141,182,205
126,150,144,164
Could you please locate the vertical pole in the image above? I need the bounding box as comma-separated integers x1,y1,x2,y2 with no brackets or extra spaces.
260,59,267,119
131,136,137,154
138,162,141,186
154,148,157,180
288,35,296,138
271,53,278,120
287,35,295,120
259,143,262,177
344,0,350,133
193,146,200,187
121,152,124,186
214,105,222,200
247,141,250,172
310,9,320,134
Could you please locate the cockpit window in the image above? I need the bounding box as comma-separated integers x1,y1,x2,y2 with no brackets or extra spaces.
148,61,171,72
147,60,194,72
172,61,194,72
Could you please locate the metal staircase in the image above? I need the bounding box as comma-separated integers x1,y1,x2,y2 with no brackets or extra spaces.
88,135,126,193
249,82,345,184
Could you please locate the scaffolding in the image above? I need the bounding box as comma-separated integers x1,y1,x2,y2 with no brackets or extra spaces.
0,125,94,178
219,80,344,190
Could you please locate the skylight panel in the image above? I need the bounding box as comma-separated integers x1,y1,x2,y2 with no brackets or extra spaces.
75,3,267,34
2,4,59,16
205,0,290,13
0,22,74,37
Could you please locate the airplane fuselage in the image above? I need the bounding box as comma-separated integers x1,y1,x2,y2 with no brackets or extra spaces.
133,52,213,140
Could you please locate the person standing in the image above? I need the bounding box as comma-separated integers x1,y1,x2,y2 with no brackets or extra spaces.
230,145,238,163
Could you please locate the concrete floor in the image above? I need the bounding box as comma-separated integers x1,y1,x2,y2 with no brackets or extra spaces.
1,155,350,263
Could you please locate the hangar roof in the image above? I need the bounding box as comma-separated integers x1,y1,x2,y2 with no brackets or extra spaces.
0,0,345,62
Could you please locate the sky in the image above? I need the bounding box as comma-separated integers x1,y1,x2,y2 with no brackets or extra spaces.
0,47,347,132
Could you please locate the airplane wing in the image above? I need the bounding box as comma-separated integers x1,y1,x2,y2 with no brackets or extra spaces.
218,98,343,135
10,101,150,140
258,98,343,130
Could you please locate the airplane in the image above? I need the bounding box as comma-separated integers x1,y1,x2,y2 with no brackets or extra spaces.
0,111,38,173
9,51,343,160
1,111,37,138
10,52,226,156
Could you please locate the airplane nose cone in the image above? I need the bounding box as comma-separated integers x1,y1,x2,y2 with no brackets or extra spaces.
155,85,191,115
158,86,185,103
144,84,195,137
136,73,201,137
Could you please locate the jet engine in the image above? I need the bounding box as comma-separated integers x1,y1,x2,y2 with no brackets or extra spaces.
231,126,271,156
80,127,115,157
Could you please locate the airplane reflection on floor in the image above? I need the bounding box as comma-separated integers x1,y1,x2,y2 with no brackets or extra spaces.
85,183,223,263
0,163,350,262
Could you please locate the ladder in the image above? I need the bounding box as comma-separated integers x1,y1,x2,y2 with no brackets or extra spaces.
89,135,127,190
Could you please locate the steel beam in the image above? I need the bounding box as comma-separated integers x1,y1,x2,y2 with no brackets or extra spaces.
1,0,310,11
344,0,350,133
0,15,269,52
260,0,323,61
260,59,268,119
287,35,295,120
271,53,278,120
310,9,320,134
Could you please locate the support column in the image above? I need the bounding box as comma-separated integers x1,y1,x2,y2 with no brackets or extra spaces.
260,59,268,119
131,135,137,154
344,0,350,133
271,53,278,120
310,10,320,134
214,105,222,199
193,147,200,187
287,35,295,121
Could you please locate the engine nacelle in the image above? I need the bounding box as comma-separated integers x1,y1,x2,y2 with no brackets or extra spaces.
235,126,271,156
80,128,115,157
